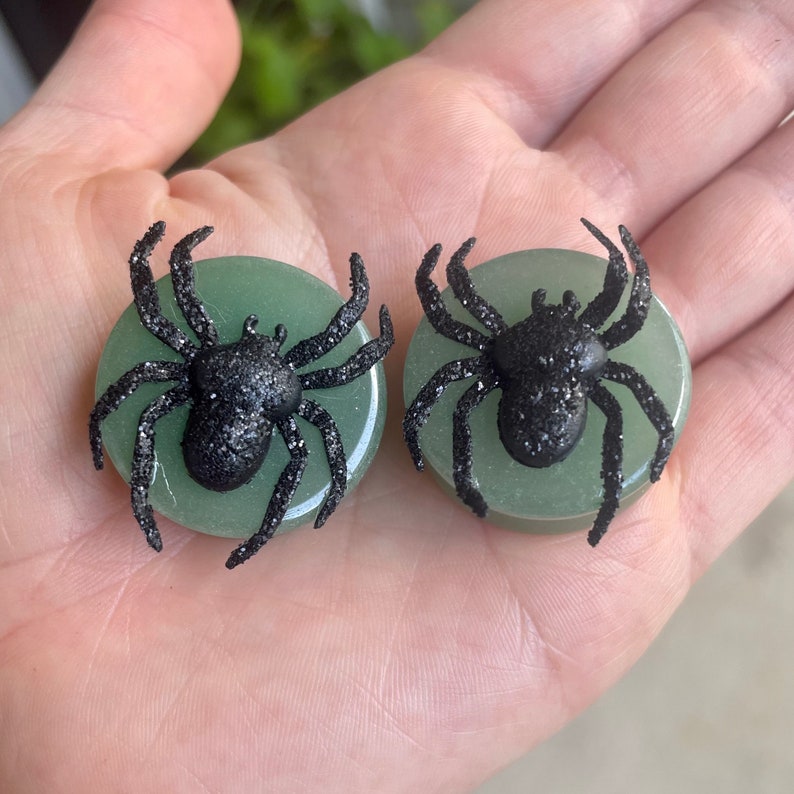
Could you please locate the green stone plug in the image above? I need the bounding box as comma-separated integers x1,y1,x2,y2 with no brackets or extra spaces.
91,223,391,567
402,221,691,541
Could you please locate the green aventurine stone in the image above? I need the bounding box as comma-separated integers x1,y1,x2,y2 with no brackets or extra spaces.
403,247,691,534
96,256,387,539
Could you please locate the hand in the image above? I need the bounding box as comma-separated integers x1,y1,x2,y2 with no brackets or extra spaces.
1,0,791,790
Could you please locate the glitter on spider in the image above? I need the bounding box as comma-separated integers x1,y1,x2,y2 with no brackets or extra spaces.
402,219,674,546
90,222,394,568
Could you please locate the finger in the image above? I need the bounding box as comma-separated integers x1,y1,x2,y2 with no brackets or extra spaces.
208,1,701,284
424,0,698,147
2,0,240,173
677,289,794,574
553,0,794,223
643,117,794,364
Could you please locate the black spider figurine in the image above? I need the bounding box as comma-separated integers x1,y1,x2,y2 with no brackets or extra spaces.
403,218,674,546
90,221,394,568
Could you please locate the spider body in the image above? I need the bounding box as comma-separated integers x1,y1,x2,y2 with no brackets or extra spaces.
490,291,607,468
182,318,303,491
403,219,674,545
90,222,394,568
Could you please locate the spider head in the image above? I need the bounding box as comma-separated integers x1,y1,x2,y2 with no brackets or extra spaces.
241,315,288,352
492,302,606,385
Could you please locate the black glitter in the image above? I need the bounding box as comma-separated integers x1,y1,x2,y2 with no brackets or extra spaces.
402,218,674,546
90,222,394,568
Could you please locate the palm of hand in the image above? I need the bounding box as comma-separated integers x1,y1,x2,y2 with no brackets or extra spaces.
0,1,792,790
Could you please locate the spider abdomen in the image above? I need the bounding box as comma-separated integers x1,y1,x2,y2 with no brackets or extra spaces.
183,402,274,491
497,378,588,467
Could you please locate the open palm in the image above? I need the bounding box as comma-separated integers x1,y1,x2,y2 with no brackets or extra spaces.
1,1,792,790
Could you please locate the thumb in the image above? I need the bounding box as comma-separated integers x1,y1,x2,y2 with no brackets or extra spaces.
2,0,240,173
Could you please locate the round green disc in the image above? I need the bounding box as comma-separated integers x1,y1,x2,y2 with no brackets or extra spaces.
403,247,691,534
96,256,387,539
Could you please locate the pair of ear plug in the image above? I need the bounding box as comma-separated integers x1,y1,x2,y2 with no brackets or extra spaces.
90,220,690,568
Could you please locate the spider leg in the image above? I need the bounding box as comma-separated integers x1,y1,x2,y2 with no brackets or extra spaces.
89,360,187,469
284,253,371,369
452,369,500,517
225,417,309,569
169,225,220,347
403,356,485,470
598,226,652,350
298,305,394,390
445,238,508,335
587,382,624,547
130,382,191,553
296,399,347,527
129,222,198,358
602,361,674,481
416,242,491,351
578,218,629,329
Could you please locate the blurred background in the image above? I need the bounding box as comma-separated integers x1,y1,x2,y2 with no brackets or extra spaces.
1,2,791,791
0,0,470,161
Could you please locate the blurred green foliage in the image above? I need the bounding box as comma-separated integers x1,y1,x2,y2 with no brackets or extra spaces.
190,0,460,162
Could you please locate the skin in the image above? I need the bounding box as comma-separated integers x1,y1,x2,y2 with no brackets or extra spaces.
0,0,792,790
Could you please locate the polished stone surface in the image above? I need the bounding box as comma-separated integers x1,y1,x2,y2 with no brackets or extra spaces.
95,255,387,539
403,247,691,534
